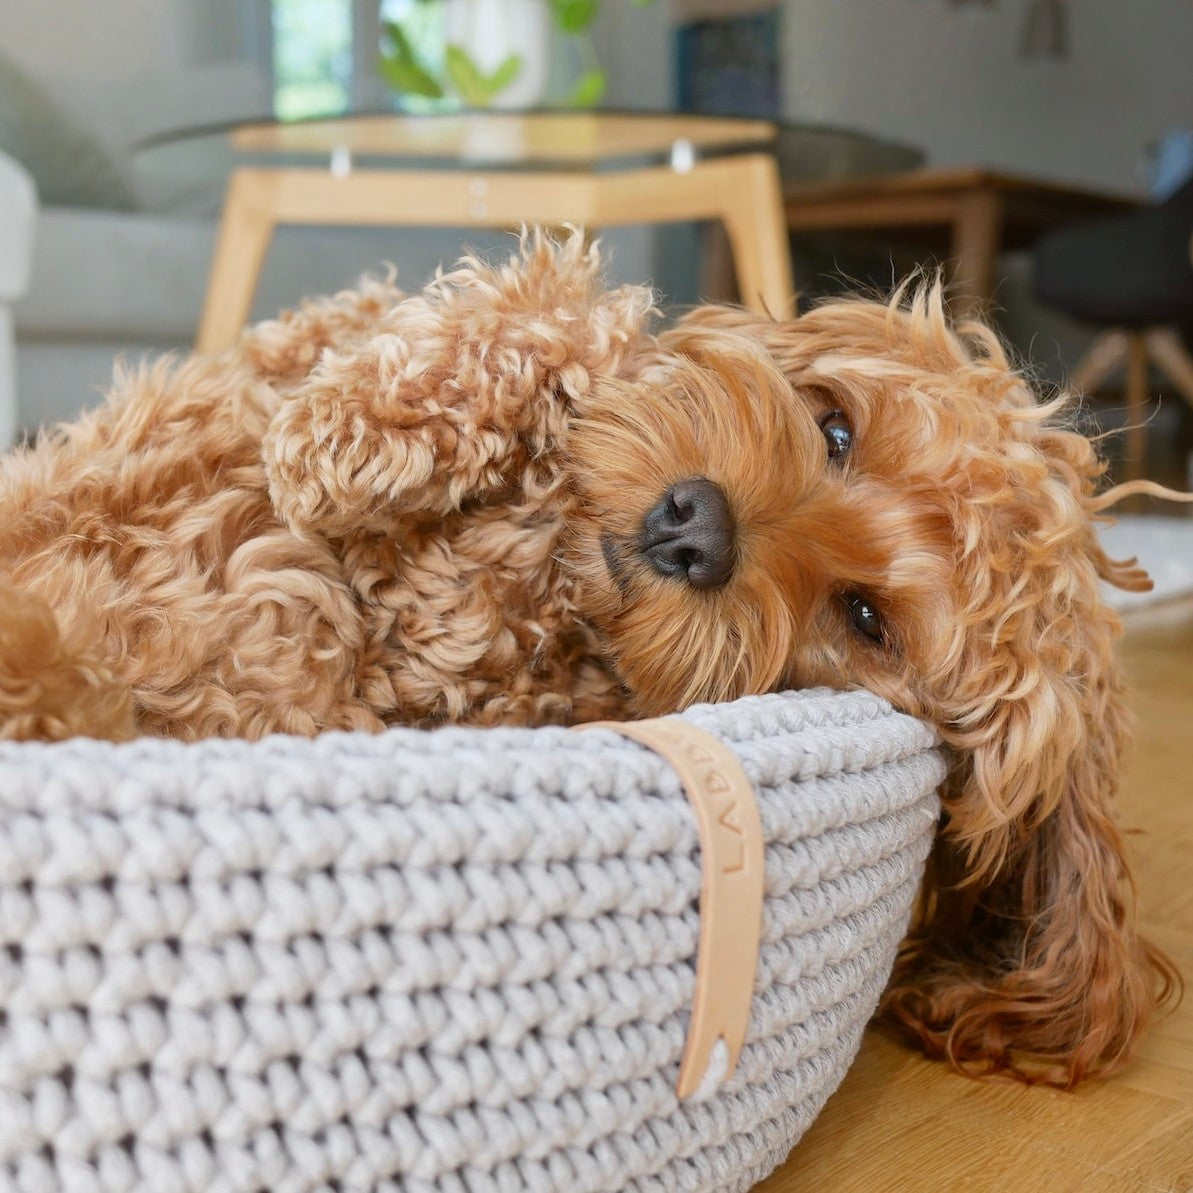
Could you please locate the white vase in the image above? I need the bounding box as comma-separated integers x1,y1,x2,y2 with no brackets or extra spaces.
443,0,552,110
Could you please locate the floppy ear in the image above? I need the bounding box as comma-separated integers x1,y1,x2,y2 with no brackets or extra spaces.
881,419,1179,1086
674,303,778,334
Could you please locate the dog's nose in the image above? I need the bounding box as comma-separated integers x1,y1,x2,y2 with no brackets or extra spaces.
639,477,735,590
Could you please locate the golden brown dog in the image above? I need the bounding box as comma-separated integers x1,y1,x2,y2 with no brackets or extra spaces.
0,232,1182,1087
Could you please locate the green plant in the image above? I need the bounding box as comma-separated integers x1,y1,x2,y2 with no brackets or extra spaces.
378,0,656,109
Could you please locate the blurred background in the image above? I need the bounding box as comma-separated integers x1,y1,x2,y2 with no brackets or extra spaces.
1,0,1191,490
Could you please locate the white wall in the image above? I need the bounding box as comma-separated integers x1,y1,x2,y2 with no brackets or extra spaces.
779,0,1193,194
597,0,1192,193
594,2,675,112
0,1,271,148
0,1,185,80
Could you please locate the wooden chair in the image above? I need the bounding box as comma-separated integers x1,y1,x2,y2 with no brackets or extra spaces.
1033,177,1193,482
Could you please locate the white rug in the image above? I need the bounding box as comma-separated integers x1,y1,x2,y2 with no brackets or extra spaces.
1099,516,1193,611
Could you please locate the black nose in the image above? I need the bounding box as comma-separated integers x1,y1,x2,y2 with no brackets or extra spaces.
639,477,736,590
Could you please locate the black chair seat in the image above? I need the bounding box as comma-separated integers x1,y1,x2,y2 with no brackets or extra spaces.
1033,178,1193,328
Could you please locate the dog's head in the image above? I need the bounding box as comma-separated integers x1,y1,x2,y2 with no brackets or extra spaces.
565,282,1178,1086
568,284,1141,729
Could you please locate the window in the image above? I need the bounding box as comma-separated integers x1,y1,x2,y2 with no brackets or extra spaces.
271,0,355,120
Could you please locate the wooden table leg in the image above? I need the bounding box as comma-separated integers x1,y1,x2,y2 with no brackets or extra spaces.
951,188,1003,319
196,170,279,355
717,153,796,318
698,224,739,306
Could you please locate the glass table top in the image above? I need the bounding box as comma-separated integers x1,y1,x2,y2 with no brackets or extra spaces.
131,109,924,217
138,110,778,167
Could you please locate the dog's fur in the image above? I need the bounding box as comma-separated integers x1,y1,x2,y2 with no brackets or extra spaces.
0,232,1181,1086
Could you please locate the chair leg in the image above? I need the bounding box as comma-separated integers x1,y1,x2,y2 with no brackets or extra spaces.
1124,332,1149,486
1144,328,1193,411
1070,329,1128,395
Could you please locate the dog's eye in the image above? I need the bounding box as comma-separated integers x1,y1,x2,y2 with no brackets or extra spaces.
820,411,853,460
843,592,883,643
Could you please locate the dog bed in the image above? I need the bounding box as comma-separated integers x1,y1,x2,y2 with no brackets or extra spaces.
0,687,943,1193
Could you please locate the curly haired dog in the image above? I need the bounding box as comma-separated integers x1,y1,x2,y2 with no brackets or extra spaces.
0,232,1183,1088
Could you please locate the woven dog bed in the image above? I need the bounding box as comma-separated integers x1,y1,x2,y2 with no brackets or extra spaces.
0,688,943,1193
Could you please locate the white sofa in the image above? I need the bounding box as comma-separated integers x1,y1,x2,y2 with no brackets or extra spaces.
15,206,517,433
13,204,651,439
0,150,36,447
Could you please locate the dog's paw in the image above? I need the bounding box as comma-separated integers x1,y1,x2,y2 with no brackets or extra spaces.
263,389,442,537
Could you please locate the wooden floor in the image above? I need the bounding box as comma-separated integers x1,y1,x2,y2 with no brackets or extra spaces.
758,601,1193,1193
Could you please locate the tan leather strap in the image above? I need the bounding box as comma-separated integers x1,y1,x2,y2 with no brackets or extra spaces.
576,717,764,1099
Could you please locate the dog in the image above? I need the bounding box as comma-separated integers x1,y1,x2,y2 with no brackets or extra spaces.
0,231,1182,1088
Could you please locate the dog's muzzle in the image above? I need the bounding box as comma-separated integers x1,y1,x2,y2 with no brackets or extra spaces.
639,477,736,590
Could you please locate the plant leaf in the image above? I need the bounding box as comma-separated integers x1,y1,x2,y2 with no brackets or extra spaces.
565,68,606,108
487,53,523,96
444,46,524,106
382,20,416,63
378,54,444,99
378,18,446,98
548,0,598,34
445,44,491,106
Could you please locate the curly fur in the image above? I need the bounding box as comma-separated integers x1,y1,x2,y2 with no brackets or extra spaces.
0,231,1183,1087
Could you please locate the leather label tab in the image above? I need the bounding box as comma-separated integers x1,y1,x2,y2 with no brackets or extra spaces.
576,717,765,1099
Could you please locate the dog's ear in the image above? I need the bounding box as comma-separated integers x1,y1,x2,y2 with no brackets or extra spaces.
263,232,654,537
881,418,1178,1086
674,304,775,335
882,629,1175,1086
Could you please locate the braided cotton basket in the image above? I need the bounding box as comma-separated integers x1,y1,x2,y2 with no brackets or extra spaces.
0,688,943,1193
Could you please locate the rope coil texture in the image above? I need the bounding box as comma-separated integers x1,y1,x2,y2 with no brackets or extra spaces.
0,687,944,1193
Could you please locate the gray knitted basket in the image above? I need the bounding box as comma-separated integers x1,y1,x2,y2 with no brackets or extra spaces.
0,687,943,1193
